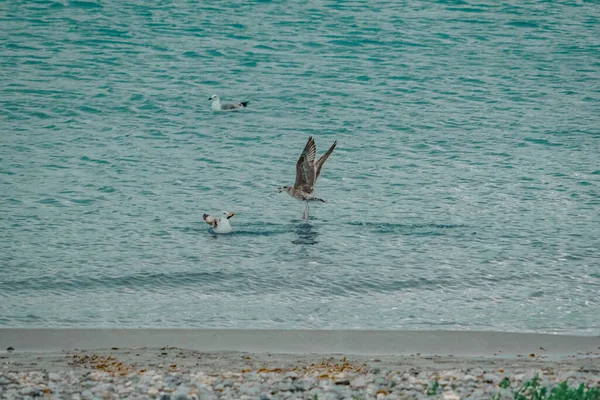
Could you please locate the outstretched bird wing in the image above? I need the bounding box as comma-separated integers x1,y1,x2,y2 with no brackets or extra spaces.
203,214,218,228
315,140,337,182
294,136,317,193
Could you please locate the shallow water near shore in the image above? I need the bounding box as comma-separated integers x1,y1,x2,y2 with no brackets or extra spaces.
1,0,599,332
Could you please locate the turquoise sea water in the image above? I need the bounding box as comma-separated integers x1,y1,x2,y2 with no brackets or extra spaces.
1,0,599,333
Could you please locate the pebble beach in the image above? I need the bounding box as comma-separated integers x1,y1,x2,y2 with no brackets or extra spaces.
2,347,600,399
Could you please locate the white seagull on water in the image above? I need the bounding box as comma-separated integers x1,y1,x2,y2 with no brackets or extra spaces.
278,136,337,220
209,94,248,111
203,211,236,234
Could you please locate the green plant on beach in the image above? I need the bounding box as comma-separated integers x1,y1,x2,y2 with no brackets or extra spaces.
508,375,600,400
427,379,440,396
515,375,547,400
316,376,600,400
490,377,512,399
547,382,600,400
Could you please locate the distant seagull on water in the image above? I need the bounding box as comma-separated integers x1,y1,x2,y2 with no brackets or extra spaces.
203,211,236,234
278,136,337,220
209,94,248,111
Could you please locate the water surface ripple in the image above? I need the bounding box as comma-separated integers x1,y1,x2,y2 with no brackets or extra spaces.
1,0,599,333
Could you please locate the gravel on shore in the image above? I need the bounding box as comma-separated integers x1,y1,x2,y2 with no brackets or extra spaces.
1,348,599,399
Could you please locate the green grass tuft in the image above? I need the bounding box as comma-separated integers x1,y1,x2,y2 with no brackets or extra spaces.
311,375,600,400
509,375,600,400
547,381,600,400
428,379,440,396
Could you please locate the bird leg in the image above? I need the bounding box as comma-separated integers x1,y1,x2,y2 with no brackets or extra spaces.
303,202,310,220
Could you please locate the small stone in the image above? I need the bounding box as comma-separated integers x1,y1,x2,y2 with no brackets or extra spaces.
147,387,159,396
483,373,502,384
351,376,369,387
81,389,94,399
222,379,234,387
239,384,261,396
375,376,389,385
89,371,107,381
471,368,484,377
118,385,134,395
278,381,296,391
91,383,113,394
284,371,298,380
443,392,460,400
172,385,190,399
20,386,42,396
316,392,340,400
294,382,307,392
560,371,579,381
48,372,61,381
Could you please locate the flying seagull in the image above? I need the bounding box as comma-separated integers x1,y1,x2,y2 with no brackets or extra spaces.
209,94,248,111
203,211,236,234
278,136,337,220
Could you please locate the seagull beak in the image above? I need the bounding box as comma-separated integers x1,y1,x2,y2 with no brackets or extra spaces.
227,212,236,219
208,97,212,100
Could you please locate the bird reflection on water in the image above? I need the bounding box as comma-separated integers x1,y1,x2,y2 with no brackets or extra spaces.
292,221,319,245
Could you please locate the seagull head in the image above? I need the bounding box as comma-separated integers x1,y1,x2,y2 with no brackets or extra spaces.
209,94,219,101
278,186,290,194
221,211,235,219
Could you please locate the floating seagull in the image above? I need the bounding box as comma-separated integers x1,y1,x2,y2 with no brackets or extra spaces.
278,136,337,220
209,94,248,111
203,211,236,234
